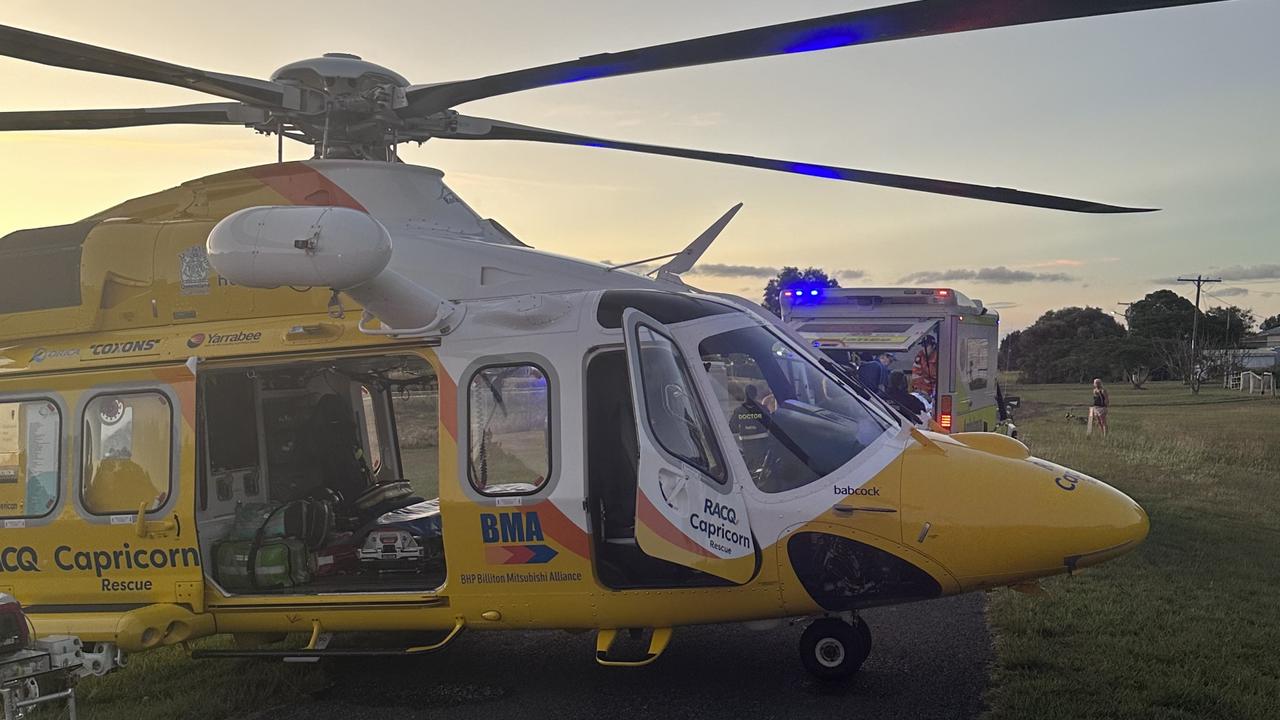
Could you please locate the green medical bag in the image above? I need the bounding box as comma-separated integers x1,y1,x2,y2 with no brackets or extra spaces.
214,538,311,591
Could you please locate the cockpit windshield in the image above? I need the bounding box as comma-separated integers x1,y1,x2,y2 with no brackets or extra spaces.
698,324,892,493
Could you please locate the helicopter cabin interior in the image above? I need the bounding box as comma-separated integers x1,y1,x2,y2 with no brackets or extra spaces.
195,354,446,595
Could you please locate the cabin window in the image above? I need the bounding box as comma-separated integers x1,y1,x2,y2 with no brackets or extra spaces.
0,399,61,519
468,364,550,496
634,324,726,484
81,392,172,515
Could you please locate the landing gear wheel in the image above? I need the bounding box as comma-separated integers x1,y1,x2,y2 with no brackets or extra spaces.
799,617,871,682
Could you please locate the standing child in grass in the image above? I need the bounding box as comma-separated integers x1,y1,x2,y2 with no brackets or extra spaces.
1087,378,1109,437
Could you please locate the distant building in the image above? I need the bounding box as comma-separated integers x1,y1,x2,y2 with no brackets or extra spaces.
1231,348,1280,371
1242,327,1280,349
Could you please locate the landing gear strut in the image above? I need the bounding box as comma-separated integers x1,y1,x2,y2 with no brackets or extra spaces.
799,616,871,681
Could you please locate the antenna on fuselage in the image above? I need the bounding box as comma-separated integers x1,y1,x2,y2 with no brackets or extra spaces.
604,203,743,281
654,203,743,283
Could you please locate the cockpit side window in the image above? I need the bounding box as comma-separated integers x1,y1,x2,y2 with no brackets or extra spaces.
634,323,727,484
699,325,891,493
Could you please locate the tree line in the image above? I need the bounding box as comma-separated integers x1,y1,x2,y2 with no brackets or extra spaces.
1001,290,1277,391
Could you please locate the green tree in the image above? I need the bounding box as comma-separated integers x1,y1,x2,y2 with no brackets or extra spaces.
1204,306,1255,347
999,330,1022,371
1016,307,1126,383
1261,314,1280,332
1128,289,1199,340
1114,335,1157,389
762,266,839,316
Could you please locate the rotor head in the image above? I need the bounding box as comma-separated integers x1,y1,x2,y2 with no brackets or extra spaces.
271,53,409,93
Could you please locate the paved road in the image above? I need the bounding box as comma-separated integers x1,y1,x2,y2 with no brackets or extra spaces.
250,594,990,720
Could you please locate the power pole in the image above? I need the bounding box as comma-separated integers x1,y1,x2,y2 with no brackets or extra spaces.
1116,302,1134,328
1177,274,1221,381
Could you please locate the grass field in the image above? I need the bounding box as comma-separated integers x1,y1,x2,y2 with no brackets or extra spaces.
984,380,1280,719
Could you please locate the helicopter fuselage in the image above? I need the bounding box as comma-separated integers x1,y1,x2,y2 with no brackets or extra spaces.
0,161,1147,668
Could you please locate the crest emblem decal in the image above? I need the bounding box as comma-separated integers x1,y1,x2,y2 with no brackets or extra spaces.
179,246,211,295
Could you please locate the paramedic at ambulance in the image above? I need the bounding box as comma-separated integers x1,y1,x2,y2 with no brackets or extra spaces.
857,352,893,394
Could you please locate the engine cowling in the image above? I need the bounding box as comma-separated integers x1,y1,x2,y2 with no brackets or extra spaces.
207,205,459,334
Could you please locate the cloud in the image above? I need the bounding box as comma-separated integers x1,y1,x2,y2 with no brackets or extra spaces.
897,266,1074,285
1028,259,1085,268
836,269,866,280
1212,264,1280,282
1215,287,1250,297
1156,265,1280,285
985,301,1020,309
687,263,777,278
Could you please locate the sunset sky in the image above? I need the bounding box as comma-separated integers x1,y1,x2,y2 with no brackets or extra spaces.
2,0,1276,332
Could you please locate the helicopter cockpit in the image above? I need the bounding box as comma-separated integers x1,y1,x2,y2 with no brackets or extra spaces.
587,290,902,589
696,323,892,494
195,355,445,595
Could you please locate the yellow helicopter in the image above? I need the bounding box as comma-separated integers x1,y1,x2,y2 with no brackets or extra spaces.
0,0,1219,683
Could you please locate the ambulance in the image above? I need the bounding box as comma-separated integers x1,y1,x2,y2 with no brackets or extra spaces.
782,287,1003,434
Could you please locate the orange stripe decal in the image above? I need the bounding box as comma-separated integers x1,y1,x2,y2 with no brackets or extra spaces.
244,163,366,211
527,499,590,559
636,491,718,559
151,366,196,429
438,367,458,441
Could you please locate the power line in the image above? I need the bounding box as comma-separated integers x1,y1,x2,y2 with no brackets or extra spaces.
1177,274,1222,362
1201,289,1251,346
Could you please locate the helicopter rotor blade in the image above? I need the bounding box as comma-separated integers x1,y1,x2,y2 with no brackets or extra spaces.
0,103,268,132
435,116,1157,214
0,24,298,108
404,0,1229,116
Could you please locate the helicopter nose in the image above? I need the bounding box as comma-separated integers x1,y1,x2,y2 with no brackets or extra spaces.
900,436,1150,590
1060,469,1149,572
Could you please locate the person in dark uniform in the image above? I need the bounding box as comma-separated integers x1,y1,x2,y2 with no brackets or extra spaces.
885,370,926,422
728,384,771,477
857,352,893,394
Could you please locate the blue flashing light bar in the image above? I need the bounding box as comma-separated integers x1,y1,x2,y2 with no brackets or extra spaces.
782,285,831,304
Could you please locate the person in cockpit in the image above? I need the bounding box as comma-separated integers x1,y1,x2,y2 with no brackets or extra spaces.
729,383,771,477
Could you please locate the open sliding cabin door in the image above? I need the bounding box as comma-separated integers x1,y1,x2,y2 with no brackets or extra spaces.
622,309,756,584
